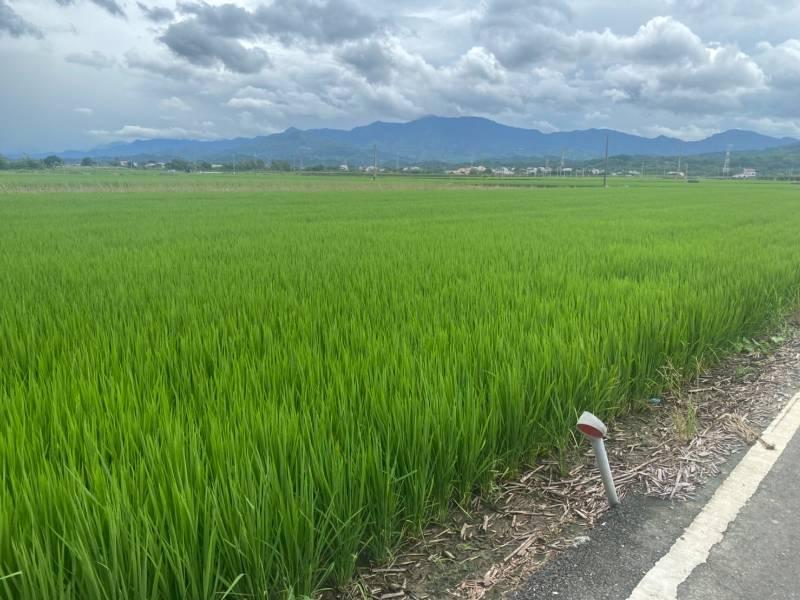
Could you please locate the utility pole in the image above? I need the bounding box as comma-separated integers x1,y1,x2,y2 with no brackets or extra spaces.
603,133,609,188
722,144,731,177
372,144,377,181
233,154,236,175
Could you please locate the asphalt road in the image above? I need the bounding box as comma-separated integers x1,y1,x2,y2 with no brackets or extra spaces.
677,428,800,600
513,424,800,600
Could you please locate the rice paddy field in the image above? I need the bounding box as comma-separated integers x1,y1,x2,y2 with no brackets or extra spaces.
2,172,800,599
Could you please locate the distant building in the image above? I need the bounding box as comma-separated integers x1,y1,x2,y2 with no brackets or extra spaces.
447,165,487,175
733,168,757,179
339,164,349,172
492,166,514,176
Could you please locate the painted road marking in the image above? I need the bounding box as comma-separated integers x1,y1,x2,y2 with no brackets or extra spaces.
626,391,800,600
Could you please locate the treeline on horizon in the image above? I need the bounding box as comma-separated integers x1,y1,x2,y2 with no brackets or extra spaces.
3,144,800,178
0,155,285,173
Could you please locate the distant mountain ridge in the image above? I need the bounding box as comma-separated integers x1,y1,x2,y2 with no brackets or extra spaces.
52,116,799,164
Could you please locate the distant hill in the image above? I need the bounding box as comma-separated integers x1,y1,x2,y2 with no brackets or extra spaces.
52,116,798,164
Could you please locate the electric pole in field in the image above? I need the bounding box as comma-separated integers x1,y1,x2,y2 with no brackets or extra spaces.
372,144,377,181
603,133,609,188
722,144,731,177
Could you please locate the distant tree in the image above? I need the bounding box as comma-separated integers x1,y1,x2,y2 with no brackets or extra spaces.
0,155,7,170
81,157,95,167
230,158,266,172
270,160,291,171
43,155,64,168
165,159,191,172
307,164,325,171
196,161,213,171
18,156,42,169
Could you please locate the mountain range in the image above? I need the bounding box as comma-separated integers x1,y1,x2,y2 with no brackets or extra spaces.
52,116,799,164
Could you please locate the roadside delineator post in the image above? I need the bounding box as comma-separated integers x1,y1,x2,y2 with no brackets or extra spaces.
577,411,620,507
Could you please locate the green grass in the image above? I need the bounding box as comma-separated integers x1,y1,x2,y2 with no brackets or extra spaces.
1,174,799,599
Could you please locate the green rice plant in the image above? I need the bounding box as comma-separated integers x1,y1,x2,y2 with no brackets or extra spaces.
1,174,800,599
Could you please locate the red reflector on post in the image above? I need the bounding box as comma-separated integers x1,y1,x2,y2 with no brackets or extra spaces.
577,423,605,438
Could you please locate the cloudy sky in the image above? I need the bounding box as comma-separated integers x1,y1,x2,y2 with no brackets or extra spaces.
2,0,800,153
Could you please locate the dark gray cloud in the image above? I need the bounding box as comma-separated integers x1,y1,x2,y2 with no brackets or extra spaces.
125,50,197,80
479,0,572,30
137,2,174,22
66,50,116,68
254,0,380,44
0,0,42,37
173,0,381,44
159,0,379,74
161,19,271,73
337,40,396,83
55,0,126,17
176,1,257,37
473,0,574,68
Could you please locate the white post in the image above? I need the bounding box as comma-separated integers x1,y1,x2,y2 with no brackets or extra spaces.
590,437,619,506
577,411,620,507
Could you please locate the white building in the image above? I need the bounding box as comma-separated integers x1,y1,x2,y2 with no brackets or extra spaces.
448,165,488,175
492,166,514,176
733,168,757,179
339,164,349,172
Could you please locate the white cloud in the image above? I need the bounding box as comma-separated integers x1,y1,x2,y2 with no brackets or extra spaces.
160,96,192,111
755,40,800,88
89,124,218,139
65,50,116,69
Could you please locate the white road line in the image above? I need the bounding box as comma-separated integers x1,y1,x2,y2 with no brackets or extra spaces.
626,391,800,600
